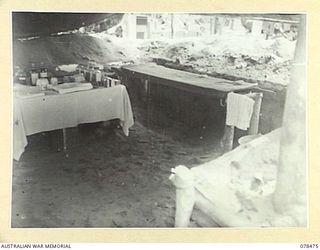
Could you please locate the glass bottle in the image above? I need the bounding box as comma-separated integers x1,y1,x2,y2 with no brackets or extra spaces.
95,67,102,87
39,62,48,78
30,63,39,86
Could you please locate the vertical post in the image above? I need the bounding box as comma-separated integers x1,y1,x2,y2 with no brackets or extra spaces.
62,128,67,156
169,165,195,227
171,14,174,39
248,93,263,135
230,18,234,30
251,20,263,37
272,15,306,226
144,79,151,128
62,128,67,151
221,94,234,152
214,17,219,35
221,125,234,152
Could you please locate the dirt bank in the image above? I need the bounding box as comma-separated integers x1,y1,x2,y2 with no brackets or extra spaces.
13,33,126,70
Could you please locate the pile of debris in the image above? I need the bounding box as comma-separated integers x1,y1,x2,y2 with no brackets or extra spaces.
136,35,297,90
13,26,297,91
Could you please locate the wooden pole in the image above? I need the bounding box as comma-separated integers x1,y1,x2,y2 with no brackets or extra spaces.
145,79,151,128
62,128,69,158
248,93,263,135
221,125,234,152
62,128,67,152
171,14,174,39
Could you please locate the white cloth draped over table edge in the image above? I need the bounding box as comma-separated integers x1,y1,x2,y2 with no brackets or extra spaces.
13,85,134,161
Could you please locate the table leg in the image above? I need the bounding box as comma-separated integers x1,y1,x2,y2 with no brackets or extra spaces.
147,80,151,128
62,128,67,151
221,125,234,152
62,128,68,158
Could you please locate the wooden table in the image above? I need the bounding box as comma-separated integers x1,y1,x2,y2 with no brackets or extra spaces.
121,63,257,98
13,85,134,161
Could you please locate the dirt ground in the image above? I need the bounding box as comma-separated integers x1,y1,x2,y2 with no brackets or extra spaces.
11,105,221,228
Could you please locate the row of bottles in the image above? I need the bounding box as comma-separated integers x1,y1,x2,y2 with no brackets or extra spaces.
14,61,121,88
14,62,49,86
77,62,121,88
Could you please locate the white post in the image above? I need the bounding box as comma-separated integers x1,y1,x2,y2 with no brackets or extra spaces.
251,20,263,37
169,165,195,227
272,15,307,227
248,93,263,135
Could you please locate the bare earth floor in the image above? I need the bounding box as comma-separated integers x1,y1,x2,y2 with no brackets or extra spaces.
11,119,221,228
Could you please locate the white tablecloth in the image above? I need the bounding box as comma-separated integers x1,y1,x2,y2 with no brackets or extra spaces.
13,85,134,161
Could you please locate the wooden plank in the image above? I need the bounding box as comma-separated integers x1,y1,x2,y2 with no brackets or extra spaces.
122,68,227,98
121,64,257,98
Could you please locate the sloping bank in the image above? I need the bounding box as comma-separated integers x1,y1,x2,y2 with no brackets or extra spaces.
13,33,126,70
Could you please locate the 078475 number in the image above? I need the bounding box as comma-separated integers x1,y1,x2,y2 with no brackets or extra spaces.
300,244,319,248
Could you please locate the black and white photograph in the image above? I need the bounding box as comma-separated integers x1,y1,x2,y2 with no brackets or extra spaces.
11,12,307,228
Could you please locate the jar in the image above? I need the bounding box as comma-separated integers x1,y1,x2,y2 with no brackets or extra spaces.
83,66,88,81
88,65,93,82
95,67,102,86
50,77,58,86
17,70,27,85
30,63,38,85
31,71,39,86
39,62,48,78
76,64,82,74
36,78,49,90
102,76,108,88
